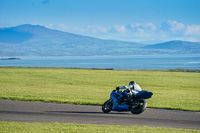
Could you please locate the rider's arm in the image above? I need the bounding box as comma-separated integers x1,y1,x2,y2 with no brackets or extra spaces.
119,86,128,89
116,86,128,91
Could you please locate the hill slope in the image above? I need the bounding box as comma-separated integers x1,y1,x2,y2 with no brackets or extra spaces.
0,24,199,56
145,40,200,54
0,24,145,56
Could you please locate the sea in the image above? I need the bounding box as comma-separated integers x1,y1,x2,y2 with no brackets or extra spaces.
0,54,200,70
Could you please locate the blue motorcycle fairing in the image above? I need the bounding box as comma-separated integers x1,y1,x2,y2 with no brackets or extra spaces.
112,104,130,111
110,90,130,111
136,91,153,99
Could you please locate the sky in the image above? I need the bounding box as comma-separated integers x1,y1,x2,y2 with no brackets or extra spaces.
0,0,200,44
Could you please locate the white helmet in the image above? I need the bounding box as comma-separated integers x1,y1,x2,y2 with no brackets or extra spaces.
134,84,142,91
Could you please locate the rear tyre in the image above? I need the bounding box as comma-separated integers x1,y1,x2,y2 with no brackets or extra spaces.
130,99,147,114
102,99,113,113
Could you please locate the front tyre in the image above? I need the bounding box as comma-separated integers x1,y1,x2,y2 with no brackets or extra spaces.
102,99,113,113
130,99,147,114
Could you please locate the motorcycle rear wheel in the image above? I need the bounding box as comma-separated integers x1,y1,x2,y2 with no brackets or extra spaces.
130,99,147,114
102,99,113,113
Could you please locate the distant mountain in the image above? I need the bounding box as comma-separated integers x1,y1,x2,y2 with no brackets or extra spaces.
0,24,199,56
0,24,145,56
145,40,200,54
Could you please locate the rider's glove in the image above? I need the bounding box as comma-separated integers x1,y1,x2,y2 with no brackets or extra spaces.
116,87,119,91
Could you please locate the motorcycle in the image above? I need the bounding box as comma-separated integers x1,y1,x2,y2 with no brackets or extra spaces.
102,87,153,114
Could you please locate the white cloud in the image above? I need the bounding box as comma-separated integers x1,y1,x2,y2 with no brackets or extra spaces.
57,23,68,29
45,23,83,33
145,23,157,30
45,24,53,28
88,25,109,33
129,23,157,31
44,21,200,43
185,25,200,35
130,23,142,29
84,21,200,43
113,25,126,33
185,37,199,42
167,20,185,33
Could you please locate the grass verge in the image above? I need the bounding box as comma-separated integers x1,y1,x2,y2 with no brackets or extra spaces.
0,121,199,133
0,67,200,111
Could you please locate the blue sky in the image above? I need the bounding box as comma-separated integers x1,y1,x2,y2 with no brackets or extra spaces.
0,0,200,43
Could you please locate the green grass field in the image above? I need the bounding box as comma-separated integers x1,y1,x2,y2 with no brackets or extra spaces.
0,121,199,133
0,67,200,111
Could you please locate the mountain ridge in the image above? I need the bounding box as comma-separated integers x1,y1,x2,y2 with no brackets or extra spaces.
0,24,199,56
145,40,200,54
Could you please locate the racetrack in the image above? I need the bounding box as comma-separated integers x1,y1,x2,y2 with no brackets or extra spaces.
0,100,199,129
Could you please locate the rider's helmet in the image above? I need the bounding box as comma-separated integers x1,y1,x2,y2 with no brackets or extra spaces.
134,84,142,91
129,81,136,86
129,81,142,91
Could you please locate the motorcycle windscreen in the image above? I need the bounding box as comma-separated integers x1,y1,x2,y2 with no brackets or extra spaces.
136,91,153,99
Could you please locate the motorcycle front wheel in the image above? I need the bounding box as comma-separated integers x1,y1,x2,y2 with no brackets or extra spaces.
130,99,147,114
102,99,113,113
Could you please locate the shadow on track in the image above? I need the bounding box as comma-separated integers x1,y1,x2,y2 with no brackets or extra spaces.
46,111,129,115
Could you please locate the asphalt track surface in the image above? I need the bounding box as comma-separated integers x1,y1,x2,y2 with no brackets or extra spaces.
0,100,200,129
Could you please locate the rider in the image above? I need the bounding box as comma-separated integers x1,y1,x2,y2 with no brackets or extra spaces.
116,81,142,95
115,81,142,104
